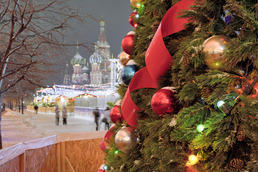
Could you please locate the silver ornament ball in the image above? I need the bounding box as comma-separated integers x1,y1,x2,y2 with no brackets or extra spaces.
115,127,136,153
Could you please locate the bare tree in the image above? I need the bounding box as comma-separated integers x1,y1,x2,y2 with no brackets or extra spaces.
0,0,87,149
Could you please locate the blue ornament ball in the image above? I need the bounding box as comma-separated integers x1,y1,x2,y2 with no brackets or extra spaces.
121,61,138,85
221,10,232,25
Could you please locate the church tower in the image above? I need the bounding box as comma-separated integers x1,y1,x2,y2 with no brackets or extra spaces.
71,43,88,84
89,20,111,85
63,63,71,85
96,19,111,59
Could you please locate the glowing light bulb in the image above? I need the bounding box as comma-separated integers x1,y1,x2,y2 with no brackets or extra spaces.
197,124,205,132
136,3,141,8
135,14,139,18
103,165,108,170
114,150,120,154
217,100,225,108
215,62,221,66
186,154,199,166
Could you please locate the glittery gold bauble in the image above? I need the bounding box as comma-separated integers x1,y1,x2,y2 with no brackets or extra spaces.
202,35,230,70
114,127,136,153
119,51,130,66
130,0,142,8
230,158,244,170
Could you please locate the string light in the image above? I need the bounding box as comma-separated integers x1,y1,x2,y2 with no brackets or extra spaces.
186,154,199,166
103,165,108,170
136,3,141,8
217,100,225,108
196,124,205,132
114,150,120,154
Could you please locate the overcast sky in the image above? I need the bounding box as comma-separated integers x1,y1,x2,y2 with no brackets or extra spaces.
64,0,131,61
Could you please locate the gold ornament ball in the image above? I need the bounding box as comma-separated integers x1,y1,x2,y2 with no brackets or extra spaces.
119,51,130,66
115,127,136,153
202,35,230,70
130,0,142,8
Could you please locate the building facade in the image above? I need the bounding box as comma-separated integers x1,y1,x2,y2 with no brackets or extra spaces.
69,44,89,85
89,20,111,86
64,20,113,86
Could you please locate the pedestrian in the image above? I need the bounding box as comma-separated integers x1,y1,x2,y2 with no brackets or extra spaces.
1,103,5,112
34,104,38,114
93,107,100,131
2,103,5,112
102,107,110,130
62,106,67,125
55,105,60,126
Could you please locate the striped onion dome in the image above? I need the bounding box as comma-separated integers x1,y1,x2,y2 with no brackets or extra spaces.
89,52,102,64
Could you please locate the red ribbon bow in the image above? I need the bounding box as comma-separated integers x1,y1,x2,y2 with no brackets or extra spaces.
121,0,196,128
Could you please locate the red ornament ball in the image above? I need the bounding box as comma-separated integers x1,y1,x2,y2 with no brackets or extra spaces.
110,105,122,123
185,166,198,172
250,82,258,99
100,127,114,151
129,11,139,28
151,88,176,116
121,34,134,55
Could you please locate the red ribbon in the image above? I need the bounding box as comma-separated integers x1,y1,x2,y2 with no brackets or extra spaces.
100,128,114,151
121,0,196,128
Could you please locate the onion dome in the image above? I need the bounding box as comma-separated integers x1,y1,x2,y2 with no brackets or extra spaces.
89,52,102,64
71,42,86,66
82,65,89,73
74,52,83,60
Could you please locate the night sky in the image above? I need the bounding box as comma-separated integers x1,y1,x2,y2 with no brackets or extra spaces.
64,0,131,61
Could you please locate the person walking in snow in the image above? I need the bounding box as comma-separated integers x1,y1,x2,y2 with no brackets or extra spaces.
102,107,110,130
34,104,38,114
93,107,100,130
62,106,67,125
55,105,60,125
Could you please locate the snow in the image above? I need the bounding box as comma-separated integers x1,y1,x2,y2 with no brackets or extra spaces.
1,109,108,148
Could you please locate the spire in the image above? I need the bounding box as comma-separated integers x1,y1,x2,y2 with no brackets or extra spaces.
98,19,107,43
76,40,79,51
64,63,69,75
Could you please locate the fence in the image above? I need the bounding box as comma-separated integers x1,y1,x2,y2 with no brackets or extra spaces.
0,131,106,172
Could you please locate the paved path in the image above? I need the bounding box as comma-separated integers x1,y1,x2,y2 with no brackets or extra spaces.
1,109,106,148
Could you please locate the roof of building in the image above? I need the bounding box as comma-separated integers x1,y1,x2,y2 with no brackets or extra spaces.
82,65,89,71
74,52,84,60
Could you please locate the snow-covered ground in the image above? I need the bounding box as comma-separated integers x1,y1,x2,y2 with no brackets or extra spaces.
1,109,107,148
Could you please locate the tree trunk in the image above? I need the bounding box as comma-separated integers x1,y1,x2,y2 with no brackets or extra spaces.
0,97,3,149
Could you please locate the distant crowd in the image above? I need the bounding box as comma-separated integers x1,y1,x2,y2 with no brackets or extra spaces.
33,104,111,130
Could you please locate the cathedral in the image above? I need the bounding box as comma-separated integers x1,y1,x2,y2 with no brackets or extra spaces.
63,20,112,86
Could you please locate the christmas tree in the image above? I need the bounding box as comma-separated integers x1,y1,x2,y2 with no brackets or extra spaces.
99,0,257,171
